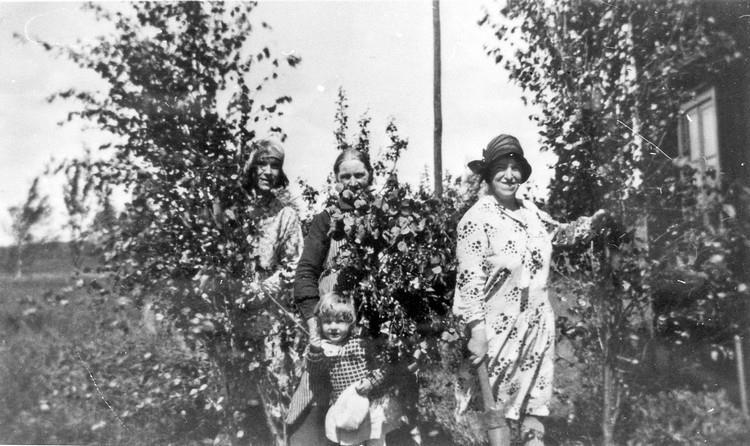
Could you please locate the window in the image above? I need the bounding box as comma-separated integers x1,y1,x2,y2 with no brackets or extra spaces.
678,87,723,229
678,87,720,178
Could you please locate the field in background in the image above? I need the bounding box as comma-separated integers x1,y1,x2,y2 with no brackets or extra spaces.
0,242,98,276
0,244,219,445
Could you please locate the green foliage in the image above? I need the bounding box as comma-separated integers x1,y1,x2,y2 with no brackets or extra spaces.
40,2,302,442
549,222,649,444
484,0,738,219
55,148,115,269
628,389,750,445
319,96,482,363
484,1,750,442
302,92,489,444
22,2,748,444
6,177,51,277
416,334,485,446
332,87,373,155
531,168,750,446
0,275,219,445
334,87,352,152
646,172,750,363
326,172,459,348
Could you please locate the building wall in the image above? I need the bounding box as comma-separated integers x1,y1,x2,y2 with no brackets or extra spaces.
715,60,750,186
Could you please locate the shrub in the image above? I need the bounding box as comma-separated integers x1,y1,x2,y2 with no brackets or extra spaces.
41,2,304,442
627,389,750,445
416,334,485,446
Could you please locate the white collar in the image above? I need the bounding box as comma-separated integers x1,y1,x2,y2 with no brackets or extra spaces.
321,339,345,356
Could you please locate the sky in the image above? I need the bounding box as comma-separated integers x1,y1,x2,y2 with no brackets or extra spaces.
0,0,550,246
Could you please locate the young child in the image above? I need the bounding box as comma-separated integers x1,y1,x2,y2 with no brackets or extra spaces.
306,292,404,446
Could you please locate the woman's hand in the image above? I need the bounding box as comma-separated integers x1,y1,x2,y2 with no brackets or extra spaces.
467,322,489,367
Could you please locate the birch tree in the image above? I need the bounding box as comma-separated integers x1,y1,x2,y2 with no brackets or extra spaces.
482,1,742,443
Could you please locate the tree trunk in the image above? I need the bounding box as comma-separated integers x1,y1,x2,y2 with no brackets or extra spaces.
258,382,286,446
208,337,250,446
432,0,443,197
600,249,619,446
220,356,244,446
14,246,23,278
602,363,615,446
214,336,286,446
627,14,655,338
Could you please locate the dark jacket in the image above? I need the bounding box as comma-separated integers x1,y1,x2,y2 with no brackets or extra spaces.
293,198,358,320
293,210,333,320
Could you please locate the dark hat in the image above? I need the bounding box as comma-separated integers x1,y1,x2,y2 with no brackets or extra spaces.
468,134,532,182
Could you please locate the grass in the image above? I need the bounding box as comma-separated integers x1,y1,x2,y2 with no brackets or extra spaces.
2,243,749,445
1,273,96,443
0,244,218,445
0,241,100,275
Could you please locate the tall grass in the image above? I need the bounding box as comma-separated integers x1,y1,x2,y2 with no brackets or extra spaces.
0,268,219,445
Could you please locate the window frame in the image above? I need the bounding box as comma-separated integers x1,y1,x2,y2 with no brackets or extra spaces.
677,86,721,181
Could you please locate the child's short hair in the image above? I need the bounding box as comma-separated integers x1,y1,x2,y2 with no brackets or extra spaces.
315,292,356,323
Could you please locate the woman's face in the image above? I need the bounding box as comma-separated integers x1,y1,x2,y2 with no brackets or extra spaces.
336,159,370,191
253,156,282,192
490,158,523,202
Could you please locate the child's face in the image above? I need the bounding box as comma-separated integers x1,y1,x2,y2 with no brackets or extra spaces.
320,316,352,345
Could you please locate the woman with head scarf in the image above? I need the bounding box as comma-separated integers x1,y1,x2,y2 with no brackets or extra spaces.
211,137,303,444
237,138,302,296
454,134,606,446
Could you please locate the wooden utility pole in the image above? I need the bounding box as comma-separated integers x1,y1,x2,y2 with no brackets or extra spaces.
735,335,749,417
432,0,443,197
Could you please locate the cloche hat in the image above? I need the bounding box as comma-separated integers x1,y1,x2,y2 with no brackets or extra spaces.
467,134,532,182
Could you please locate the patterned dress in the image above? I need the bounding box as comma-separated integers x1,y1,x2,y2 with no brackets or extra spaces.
221,193,304,414
242,194,304,381
453,194,592,420
308,337,386,402
307,336,402,444
245,193,304,296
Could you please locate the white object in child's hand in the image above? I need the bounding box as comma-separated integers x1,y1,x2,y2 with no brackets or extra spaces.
326,383,370,435
355,378,373,395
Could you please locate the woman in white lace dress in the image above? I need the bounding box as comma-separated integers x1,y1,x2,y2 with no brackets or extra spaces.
454,134,605,446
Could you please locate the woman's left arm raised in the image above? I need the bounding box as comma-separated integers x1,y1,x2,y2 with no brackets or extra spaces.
534,205,608,246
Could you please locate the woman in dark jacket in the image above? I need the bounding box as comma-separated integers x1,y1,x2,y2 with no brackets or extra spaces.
287,148,375,446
